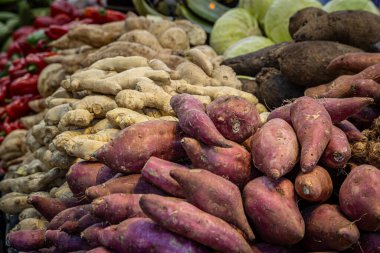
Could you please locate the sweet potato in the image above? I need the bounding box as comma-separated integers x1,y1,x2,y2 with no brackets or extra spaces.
67,162,104,197
327,52,380,73
206,95,260,143
350,105,380,129
98,217,209,253
344,233,380,253
85,175,140,199
295,165,333,202
291,96,332,172
339,165,380,231
45,230,90,252
94,120,186,173
321,126,351,169
95,165,117,184
7,229,46,251
351,79,380,104
141,157,186,197
170,94,229,147
302,204,360,251
244,176,305,246
47,204,92,230
251,243,302,253
335,120,367,142
87,247,114,253
170,168,255,241
251,118,299,179
92,194,145,224
139,195,252,253
293,10,380,51
181,137,251,187
133,177,167,196
81,223,107,247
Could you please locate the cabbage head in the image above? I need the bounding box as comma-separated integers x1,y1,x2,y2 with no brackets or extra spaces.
264,0,322,43
323,0,380,14
238,0,275,26
210,8,262,54
224,36,274,59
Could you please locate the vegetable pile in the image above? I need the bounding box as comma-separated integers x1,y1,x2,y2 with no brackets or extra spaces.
0,3,380,253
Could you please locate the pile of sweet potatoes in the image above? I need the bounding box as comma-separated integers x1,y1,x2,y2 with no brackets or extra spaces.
4,93,379,253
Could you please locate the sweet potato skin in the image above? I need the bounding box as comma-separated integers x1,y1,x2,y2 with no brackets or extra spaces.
85,175,140,199
291,97,332,172
94,120,186,173
295,165,333,202
6,229,46,251
170,168,255,241
67,162,104,197
87,247,114,253
95,165,117,184
47,204,92,230
335,120,367,142
243,177,305,246
206,95,260,143
45,230,90,252
339,165,380,231
251,243,302,253
344,233,380,253
301,204,360,251
141,157,186,197
81,223,107,248
139,195,252,253
92,193,146,224
321,126,351,169
98,217,210,253
181,137,251,187
251,118,298,179
327,52,380,73
170,94,229,147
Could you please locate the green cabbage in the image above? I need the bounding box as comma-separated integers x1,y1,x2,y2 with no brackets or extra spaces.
210,8,262,54
323,0,380,14
238,0,275,26
223,36,274,59
264,0,322,43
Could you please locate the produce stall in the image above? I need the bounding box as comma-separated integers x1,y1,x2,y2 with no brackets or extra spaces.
0,0,379,252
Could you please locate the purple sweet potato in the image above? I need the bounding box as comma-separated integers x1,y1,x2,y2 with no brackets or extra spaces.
243,177,305,246
251,243,302,253
206,95,260,143
295,165,333,202
47,204,92,230
95,165,117,184
92,194,146,224
351,79,380,104
94,120,186,173
251,118,299,179
181,137,251,187
85,174,141,199
339,165,380,231
335,120,367,142
98,217,210,253
133,176,167,196
321,126,351,169
291,96,332,172
6,229,46,251
45,230,90,252
350,105,380,129
139,195,252,253
327,53,380,73
81,223,107,248
97,225,117,249
302,204,360,251
64,213,102,234
87,247,114,253
27,195,81,221
38,246,60,253
344,233,380,253
170,168,255,241
67,162,104,197
141,157,187,197
267,103,292,124
170,94,230,147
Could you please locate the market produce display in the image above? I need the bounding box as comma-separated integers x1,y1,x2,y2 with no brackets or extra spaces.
0,0,380,253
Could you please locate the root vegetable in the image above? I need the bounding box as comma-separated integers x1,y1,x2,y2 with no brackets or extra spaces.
67,162,104,197
171,168,255,241
11,218,48,231
67,24,118,48
45,230,90,252
48,204,92,230
89,56,148,72
94,120,186,173
47,98,79,108
0,193,30,214
339,165,380,231
72,95,117,118
20,112,45,129
58,109,94,130
7,229,46,251
336,120,367,142
87,247,113,253
174,20,207,46
62,138,106,161
90,119,115,134
295,165,333,202
53,130,84,152
291,97,332,172
158,27,189,51
48,34,87,49
95,165,117,184
181,137,251,188
44,103,72,125
28,98,46,113
139,195,252,253
187,48,213,76
38,63,67,98
327,52,380,72
81,223,107,248
19,208,43,221
206,95,260,143
118,30,163,51
321,126,351,169
251,118,298,179
302,204,360,251
351,79,380,104
171,94,229,147
344,233,380,253
124,16,151,31
141,157,186,197
244,177,305,246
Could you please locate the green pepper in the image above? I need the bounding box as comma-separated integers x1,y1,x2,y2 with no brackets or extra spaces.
26,29,47,46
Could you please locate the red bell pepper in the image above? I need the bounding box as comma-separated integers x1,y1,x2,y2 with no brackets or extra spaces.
5,94,36,120
0,53,8,70
8,58,27,80
9,74,39,97
12,26,35,41
3,117,24,134
45,18,93,40
25,52,55,74
0,77,10,103
34,16,55,28
83,7,125,24
50,0,79,18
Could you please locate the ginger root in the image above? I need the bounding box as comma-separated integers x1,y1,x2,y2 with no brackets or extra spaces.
58,109,94,130
72,95,117,118
44,104,72,125
88,118,115,134
118,30,164,52
0,193,30,214
89,56,149,72
47,98,79,108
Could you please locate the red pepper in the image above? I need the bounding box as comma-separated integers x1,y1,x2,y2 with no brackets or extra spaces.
50,0,78,18
34,16,55,28
25,52,55,74
5,94,36,120
3,117,24,134
12,26,35,41
9,74,39,97
0,76,10,103
53,13,73,25
45,18,93,40
8,58,27,80
0,53,8,70
83,7,125,24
